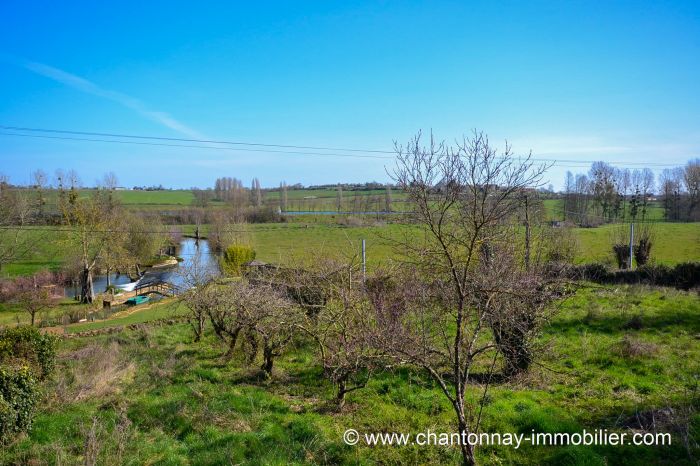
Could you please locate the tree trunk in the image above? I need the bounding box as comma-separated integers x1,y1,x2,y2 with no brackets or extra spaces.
30,311,36,326
80,267,94,304
456,412,477,465
191,314,205,342
336,378,347,410
223,328,241,360
261,343,274,377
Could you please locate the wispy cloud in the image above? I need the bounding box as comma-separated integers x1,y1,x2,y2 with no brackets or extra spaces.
23,61,204,139
512,135,699,162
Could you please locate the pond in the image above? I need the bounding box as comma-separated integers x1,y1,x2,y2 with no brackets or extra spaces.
64,238,221,298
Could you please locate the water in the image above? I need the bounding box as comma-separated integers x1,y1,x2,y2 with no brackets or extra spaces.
64,238,220,297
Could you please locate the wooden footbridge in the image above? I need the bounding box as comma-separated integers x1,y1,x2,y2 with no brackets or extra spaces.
103,279,179,308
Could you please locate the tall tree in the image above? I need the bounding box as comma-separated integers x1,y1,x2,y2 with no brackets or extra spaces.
58,182,115,303
0,177,38,272
385,130,556,465
280,181,288,212
683,159,700,220
336,185,343,212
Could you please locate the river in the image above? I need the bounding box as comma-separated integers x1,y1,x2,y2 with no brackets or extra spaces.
64,238,220,298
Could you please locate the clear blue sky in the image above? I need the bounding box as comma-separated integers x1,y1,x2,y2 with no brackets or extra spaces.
1,1,698,189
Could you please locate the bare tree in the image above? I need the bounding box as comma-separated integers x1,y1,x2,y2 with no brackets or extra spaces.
0,270,62,326
383,130,551,465
295,259,385,409
280,181,288,212
590,161,617,221
179,246,217,341
205,280,302,376
0,179,38,272
684,158,700,220
192,188,213,208
31,169,48,219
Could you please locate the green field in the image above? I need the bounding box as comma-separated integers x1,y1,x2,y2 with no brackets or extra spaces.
1,285,697,465
2,222,699,279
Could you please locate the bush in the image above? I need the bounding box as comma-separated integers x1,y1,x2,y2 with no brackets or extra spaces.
220,245,256,276
634,237,652,266
0,326,58,380
0,365,37,444
565,262,700,290
612,244,630,269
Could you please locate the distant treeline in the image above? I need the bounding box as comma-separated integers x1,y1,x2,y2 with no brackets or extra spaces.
562,159,699,225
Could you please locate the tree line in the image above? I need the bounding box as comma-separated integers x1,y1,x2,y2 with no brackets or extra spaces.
563,159,700,225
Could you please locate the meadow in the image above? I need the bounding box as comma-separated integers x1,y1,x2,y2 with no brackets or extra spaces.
3,221,698,279
0,285,697,465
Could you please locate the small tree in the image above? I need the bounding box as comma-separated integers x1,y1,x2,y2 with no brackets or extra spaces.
205,281,302,376
0,184,38,273
300,260,384,409
633,224,655,266
179,247,217,342
0,271,62,326
610,225,631,269
235,282,302,377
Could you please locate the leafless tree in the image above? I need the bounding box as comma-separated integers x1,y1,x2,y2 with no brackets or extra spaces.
179,246,217,341
0,179,39,273
292,259,386,409
204,280,302,376
684,158,700,220
0,270,63,326
383,130,552,465
590,161,617,221
280,181,288,212
31,169,48,219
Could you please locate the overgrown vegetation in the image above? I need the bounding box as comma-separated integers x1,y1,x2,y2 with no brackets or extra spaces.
0,326,57,443
0,285,696,464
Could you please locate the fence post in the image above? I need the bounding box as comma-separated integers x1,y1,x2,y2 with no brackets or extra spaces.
361,239,366,283
628,222,634,269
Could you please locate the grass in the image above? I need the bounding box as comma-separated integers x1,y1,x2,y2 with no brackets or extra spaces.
64,298,187,333
573,223,700,265
2,221,698,279
0,284,697,464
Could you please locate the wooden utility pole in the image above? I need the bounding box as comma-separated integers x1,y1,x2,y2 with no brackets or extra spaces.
361,239,366,283
524,194,531,271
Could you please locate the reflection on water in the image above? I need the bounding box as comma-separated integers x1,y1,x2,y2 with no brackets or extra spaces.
64,238,220,298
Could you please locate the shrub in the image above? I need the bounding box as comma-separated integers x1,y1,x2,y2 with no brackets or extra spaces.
612,244,630,269
0,365,37,444
634,237,652,266
0,326,58,380
220,245,256,276
672,262,700,291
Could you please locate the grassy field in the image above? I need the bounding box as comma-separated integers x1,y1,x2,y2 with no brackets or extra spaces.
2,222,698,279
1,285,697,465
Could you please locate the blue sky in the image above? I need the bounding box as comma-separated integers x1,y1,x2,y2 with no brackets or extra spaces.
1,0,698,189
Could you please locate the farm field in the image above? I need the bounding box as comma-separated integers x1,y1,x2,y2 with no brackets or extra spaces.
1,285,697,465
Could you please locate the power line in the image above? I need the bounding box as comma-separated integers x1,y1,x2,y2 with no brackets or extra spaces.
0,124,395,154
0,125,689,168
0,132,393,160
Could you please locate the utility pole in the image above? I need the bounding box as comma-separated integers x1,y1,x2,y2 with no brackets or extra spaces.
628,222,634,269
361,239,366,283
524,194,531,271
